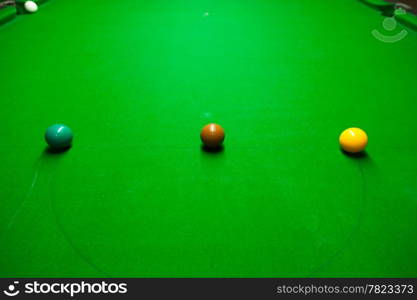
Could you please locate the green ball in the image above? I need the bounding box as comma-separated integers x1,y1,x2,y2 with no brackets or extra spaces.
45,124,73,149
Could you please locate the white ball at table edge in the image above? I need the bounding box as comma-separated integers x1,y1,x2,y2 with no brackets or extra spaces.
24,1,38,13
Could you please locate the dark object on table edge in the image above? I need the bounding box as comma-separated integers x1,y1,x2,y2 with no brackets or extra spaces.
0,0,15,8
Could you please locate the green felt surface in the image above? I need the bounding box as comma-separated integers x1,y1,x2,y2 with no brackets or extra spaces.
396,9,417,31
0,6,16,25
0,0,417,277
359,0,393,8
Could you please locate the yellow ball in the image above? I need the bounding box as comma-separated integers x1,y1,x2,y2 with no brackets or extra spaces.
339,127,368,153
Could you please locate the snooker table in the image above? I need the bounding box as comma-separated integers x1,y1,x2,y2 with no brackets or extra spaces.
1,0,417,278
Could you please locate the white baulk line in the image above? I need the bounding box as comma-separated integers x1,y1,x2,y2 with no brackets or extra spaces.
24,1,38,13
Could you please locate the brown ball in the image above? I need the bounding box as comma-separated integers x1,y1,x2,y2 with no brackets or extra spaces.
200,123,225,148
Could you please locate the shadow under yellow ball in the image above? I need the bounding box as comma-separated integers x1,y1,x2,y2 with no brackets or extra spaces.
339,127,368,153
